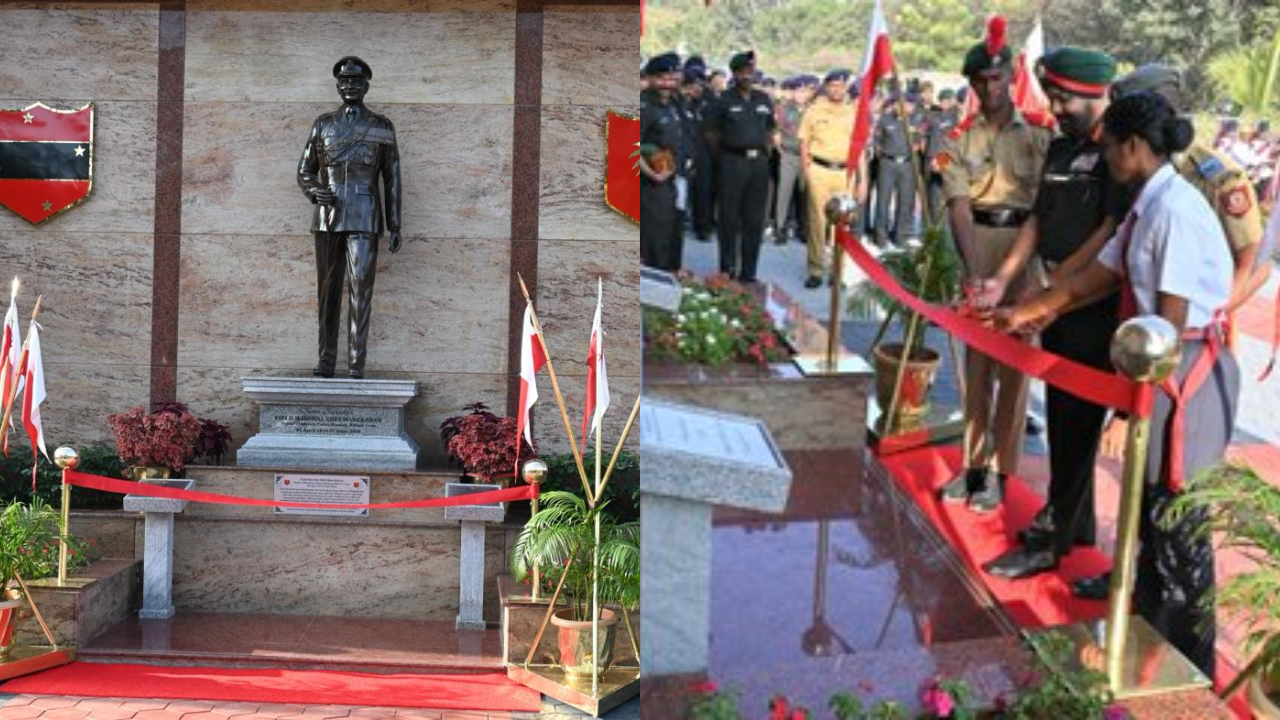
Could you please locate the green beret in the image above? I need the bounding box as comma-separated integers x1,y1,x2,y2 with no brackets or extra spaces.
729,50,756,72
1038,47,1116,98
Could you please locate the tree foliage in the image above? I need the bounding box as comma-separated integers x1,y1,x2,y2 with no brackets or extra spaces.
643,0,1280,112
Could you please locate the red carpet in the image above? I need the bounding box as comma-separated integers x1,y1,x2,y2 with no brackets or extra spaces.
0,662,542,711
879,445,1111,628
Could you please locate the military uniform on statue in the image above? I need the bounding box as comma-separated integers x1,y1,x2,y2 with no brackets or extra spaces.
935,17,1051,513
974,48,1128,580
298,56,402,380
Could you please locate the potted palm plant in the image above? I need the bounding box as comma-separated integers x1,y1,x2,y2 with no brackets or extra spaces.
510,490,639,683
1164,463,1280,716
848,223,962,427
0,499,88,659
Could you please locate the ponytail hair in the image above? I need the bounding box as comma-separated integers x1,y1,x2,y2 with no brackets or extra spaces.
1103,91,1195,157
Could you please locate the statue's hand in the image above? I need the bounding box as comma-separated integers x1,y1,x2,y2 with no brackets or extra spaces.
388,232,402,253
312,188,336,205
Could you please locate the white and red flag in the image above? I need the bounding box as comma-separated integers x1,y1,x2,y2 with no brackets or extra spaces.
22,320,48,491
1,278,21,457
580,279,611,453
516,302,547,448
847,0,895,175
1012,18,1049,119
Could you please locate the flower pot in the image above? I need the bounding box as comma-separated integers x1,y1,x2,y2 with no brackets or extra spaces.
127,465,171,481
550,607,618,682
0,590,24,661
872,343,942,424
1247,667,1280,719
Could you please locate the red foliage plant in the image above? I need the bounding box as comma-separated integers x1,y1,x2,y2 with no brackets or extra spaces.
107,403,203,472
440,403,537,481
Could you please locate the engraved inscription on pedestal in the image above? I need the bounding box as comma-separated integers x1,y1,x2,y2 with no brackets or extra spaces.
261,405,398,437
237,376,420,471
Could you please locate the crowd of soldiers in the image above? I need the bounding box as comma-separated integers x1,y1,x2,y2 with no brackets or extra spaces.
642,17,1278,687
639,50,966,287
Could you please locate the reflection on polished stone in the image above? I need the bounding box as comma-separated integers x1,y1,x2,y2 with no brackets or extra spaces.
708,450,1024,715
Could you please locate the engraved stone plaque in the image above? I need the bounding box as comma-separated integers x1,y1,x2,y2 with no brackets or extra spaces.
274,473,370,517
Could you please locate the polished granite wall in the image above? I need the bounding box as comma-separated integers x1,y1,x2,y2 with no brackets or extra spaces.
0,0,639,462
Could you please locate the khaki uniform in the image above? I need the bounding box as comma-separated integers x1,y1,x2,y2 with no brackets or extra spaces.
939,111,1051,474
798,97,856,278
1174,144,1264,346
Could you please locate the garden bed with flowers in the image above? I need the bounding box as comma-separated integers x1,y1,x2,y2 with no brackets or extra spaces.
643,272,873,453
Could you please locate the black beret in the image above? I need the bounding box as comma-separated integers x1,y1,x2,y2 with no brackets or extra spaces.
644,52,681,76
823,69,852,85
729,51,756,72
333,56,372,80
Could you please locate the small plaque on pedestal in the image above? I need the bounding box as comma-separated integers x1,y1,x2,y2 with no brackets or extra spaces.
237,376,419,470
274,474,370,517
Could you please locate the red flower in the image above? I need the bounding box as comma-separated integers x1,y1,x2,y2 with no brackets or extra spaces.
769,695,790,720
688,680,719,694
858,680,874,694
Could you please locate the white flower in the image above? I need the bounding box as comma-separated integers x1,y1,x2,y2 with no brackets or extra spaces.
706,335,716,344
676,314,686,324
730,318,743,329
682,287,693,295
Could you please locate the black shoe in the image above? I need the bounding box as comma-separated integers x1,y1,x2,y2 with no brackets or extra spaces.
804,276,823,289
938,468,983,504
984,546,1059,579
1016,505,1055,546
1026,414,1043,436
1071,572,1112,601
968,472,1005,514
313,364,334,378
774,230,788,246
349,368,365,379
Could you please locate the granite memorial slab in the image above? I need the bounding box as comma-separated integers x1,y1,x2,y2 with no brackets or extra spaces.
236,376,419,470
640,266,682,313
640,397,793,676
445,483,506,631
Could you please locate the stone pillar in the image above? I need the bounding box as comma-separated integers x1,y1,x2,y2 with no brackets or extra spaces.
123,480,195,621
640,494,710,675
444,483,506,631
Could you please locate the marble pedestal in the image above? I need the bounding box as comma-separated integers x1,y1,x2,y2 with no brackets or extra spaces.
639,398,793,676
123,479,194,621
236,376,419,470
444,483,506,631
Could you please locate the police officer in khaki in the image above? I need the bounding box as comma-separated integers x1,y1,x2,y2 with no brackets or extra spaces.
797,69,863,289
1111,65,1268,328
936,20,1052,512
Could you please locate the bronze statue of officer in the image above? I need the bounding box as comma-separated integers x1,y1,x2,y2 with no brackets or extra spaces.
297,55,402,379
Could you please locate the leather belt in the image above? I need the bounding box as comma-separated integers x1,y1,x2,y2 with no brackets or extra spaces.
973,206,1030,228
880,155,909,162
724,146,768,159
811,156,847,170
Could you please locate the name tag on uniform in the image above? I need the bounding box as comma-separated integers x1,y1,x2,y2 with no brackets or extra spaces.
1069,152,1099,173
756,105,770,114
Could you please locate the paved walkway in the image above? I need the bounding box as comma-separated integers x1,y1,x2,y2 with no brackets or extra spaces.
0,695,640,720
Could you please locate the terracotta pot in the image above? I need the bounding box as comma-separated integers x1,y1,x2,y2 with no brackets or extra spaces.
1247,667,1280,719
872,343,942,425
0,589,24,661
127,466,171,481
550,607,618,682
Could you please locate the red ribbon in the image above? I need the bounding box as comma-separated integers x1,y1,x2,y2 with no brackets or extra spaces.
64,470,537,510
837,228,1151,417
1158,319,1225,492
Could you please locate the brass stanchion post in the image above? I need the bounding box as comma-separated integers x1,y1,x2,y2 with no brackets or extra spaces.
522,459,548,603
53,446,79,587
1102,316,1182,692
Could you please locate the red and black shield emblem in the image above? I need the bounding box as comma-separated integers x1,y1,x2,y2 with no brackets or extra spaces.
604,111,640,224
0,102,94,225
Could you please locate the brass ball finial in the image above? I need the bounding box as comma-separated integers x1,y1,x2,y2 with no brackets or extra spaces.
824,194,858,227
54,446,80,470
1110,315,1182,383
522,458,548,486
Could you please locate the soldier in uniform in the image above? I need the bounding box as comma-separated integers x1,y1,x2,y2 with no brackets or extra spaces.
639,52,685,272
684,57,716,242
935,18,1053,513
297,56,401,380
973,48,1127,578
705,51,776,283
797,70,861,289
922,88,960,223
773,77,807,245
873,90,919,247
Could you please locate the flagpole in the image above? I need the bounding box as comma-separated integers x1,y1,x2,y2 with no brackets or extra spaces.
594,394,641,502
0,295,43,440
516,274,595,503
592,401,602,697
